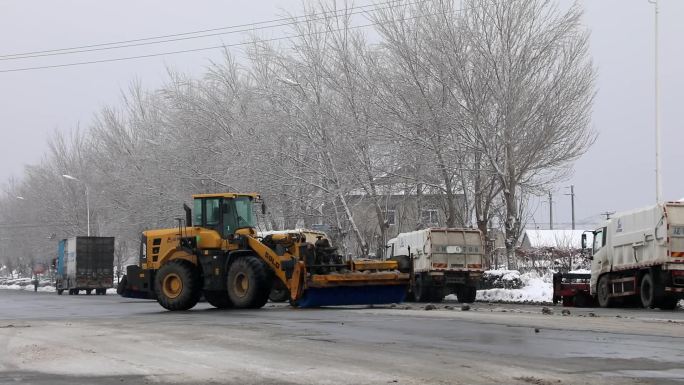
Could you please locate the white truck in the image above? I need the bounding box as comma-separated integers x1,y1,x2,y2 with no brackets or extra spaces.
584,202,684,309
386,228,484,303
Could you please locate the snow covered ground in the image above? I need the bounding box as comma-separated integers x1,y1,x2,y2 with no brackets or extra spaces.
0,281,118,295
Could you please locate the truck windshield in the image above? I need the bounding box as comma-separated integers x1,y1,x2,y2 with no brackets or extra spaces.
593,229,603,253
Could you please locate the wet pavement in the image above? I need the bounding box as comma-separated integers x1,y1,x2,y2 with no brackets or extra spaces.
0,289,682,384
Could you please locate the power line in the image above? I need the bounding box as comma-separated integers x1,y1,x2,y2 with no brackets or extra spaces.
0,0,416,61
0,10,440,74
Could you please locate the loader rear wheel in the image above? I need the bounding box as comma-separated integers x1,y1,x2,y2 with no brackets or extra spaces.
204,290,234,309
227,255,273,309
597,274,613,308
155,259,201,311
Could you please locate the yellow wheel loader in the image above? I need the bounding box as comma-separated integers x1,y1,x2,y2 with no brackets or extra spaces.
124,193,409,311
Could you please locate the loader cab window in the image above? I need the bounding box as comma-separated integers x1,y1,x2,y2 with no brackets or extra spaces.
193,198,221,231
193,199,202,226
222,197,255,236
205,199,220,227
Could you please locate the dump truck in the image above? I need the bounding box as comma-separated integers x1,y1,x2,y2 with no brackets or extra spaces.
124,193,409,310
54,236,115,295
386,228,484,303
578,202,684,309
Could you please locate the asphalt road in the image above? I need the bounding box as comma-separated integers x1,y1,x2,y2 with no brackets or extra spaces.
0,289,682,385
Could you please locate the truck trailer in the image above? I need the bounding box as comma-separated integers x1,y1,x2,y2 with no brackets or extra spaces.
583,202,684,309
55,236,115,295
386,228,484,303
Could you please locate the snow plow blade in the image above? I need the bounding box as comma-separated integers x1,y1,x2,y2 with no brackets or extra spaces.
296,271,409,308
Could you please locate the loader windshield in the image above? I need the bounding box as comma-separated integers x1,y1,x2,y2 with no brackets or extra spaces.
222,196,255,234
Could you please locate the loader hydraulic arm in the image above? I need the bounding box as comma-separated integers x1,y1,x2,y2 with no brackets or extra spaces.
243,235,306,301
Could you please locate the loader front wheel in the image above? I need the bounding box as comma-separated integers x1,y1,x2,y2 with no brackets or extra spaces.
227,255,273,309
204,290,234,309
155,259,201,311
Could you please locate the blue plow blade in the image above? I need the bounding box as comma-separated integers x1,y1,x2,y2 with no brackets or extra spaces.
296,285,407,308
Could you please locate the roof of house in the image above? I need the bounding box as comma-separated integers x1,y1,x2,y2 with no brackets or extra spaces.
520,229,591,249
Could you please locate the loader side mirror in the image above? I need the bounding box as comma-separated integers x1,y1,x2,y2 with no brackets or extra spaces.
581,233,587,250
261,202,266,215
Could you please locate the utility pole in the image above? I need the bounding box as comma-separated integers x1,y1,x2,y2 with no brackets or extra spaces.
649,0,662,204
548,191,553,230
601,211,615,220
566,185,576,230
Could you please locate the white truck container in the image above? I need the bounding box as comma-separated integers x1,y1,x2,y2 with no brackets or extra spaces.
586,202,684,309
386,228,484,303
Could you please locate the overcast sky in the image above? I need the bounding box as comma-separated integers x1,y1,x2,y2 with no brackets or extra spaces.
1,0,682,230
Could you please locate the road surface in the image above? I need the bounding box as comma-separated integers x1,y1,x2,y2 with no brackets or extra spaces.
0,289,682,385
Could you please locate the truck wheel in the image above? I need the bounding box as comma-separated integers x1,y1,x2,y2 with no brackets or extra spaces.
269,280,289,303
204,290,234,309
86,289,92,295
640,273,656,308
57,289,64,295
227,255,273,309
457,286,477,303
155,259,202,311
597,275,613,308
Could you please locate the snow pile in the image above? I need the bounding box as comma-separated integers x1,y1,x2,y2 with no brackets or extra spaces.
481,269,523,289
476,271,553,303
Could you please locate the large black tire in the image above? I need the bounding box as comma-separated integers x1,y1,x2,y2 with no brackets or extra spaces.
456,286,477,303
640,273,656,308
117,276,127,295
204,290,234,309
86,289,92,295
226,255,273,309
155,259,202,311
57,289,64,295
597,274,613,308
269,280,289,303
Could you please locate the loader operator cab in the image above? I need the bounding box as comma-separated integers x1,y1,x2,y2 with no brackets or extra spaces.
192,194,259,238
